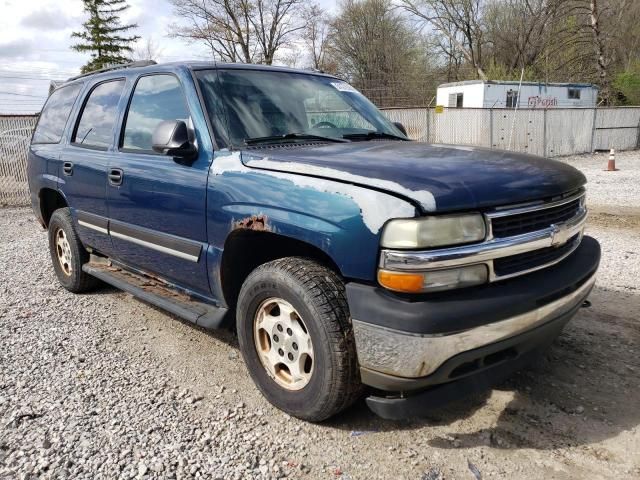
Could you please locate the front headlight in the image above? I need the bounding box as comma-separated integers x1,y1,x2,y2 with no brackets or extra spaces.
381,214,486,249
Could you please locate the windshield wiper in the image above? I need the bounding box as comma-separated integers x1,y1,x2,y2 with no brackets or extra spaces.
244,133,348,145
342,131,408,141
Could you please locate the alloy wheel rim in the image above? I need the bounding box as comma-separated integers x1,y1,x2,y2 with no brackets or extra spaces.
55,228,73,276
253,297,314,391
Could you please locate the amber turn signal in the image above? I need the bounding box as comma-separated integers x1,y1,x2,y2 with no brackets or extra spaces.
377,270,424,293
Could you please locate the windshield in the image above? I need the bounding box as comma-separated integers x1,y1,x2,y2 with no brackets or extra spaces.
195,69,407,147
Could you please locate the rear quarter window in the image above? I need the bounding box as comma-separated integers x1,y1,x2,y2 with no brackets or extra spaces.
32,83,82,144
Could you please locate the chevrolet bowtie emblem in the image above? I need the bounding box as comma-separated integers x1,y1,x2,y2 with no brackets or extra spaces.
550,223,571,246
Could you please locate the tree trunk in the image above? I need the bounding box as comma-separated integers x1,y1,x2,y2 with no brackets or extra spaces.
590,0,609,104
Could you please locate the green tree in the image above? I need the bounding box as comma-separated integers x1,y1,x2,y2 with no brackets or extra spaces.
71,0,140,73
613,62,640,105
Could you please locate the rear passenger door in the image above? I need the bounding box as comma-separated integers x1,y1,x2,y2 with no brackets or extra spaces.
62,79,126,255
107,74,210,296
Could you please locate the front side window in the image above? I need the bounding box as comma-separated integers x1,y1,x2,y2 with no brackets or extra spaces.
74,80,125,149
32,83,82,144
196,69,406,147
122,75,190,152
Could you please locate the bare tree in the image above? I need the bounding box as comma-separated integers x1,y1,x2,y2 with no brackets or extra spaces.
484,1,563,77
610,0,640,71
303,4,330,71
426,18,466,81
400,0,489,80
169,0,253,62
251,0,306,64
328,0,435,106
589,0,610,102
132,37,164,61
169,0,304,64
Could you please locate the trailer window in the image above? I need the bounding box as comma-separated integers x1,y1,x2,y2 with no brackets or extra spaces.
506,90,519,108
568,88,581,100
448,93,463,108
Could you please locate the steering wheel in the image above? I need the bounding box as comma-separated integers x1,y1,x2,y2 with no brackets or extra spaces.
313,121,338,129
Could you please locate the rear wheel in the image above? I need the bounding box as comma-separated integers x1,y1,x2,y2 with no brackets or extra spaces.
236,257,362,421
48,208,99,293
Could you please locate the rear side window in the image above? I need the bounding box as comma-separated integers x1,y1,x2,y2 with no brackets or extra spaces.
74,80,125,149
122,75,190,152
32,84,82,144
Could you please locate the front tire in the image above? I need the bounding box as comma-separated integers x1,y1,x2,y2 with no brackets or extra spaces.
48,208,99,293
236,257,362,421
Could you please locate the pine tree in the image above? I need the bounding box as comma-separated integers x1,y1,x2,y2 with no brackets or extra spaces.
71,0,141,73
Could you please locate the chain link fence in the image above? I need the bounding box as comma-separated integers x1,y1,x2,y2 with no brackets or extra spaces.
1,108,639,207
0,115,37,207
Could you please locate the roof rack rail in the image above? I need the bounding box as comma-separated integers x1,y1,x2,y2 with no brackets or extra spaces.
67,60,157,82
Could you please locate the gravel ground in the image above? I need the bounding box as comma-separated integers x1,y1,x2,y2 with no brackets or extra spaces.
1,152,639,479
559,150,640,215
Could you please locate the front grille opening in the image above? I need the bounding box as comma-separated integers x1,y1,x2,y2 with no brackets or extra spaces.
449,359,481,379
494,234,580,277
484,347,517,366
491,198,581,238
448,347,520,379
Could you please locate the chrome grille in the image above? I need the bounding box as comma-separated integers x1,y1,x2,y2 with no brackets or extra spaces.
380,189,588,285
491,198,582,238
493,234,581,276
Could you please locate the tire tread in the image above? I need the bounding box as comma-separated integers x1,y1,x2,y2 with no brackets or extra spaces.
238,257,362,421
48,208,99,293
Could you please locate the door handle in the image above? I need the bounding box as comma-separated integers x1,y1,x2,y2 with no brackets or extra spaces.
63,162,73,176
108,168,123,186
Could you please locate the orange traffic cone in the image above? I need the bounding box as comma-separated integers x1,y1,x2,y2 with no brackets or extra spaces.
606,149,618,171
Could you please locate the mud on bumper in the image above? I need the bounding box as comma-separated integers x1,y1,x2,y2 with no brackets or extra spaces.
346,236,600,420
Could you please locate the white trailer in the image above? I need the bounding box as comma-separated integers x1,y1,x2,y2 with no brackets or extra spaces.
436,80,599,109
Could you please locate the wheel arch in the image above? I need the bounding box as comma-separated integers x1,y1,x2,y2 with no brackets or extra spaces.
39,188,68,227
219,229,343,313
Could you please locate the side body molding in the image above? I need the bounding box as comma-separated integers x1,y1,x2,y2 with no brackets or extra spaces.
74,210,204,263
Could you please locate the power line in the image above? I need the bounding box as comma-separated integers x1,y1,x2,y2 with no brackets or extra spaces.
0,91,48,99
0,66,78,73
0,75,66,82
0,58,85,65
0,64,79,72
0,70,76,78
0,98,45,102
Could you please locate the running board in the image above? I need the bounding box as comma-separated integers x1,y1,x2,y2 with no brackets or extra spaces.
83,262,228,329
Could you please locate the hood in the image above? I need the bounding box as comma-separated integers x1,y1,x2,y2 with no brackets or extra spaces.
240,141,586,213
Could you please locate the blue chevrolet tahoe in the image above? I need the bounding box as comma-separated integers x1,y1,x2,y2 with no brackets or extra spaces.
27,61,600,421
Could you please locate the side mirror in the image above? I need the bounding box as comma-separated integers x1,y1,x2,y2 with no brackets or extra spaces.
152,120,198,163
393,121,408,137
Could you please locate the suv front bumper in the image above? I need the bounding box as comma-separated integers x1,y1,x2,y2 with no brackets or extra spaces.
346,235,600,419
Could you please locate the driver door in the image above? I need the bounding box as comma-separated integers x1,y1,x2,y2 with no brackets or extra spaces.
106,73,210,296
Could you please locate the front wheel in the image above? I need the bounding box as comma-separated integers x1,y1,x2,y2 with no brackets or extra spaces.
236,257,362,421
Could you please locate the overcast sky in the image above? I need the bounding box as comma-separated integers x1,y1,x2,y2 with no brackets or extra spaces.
0,0,338,114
